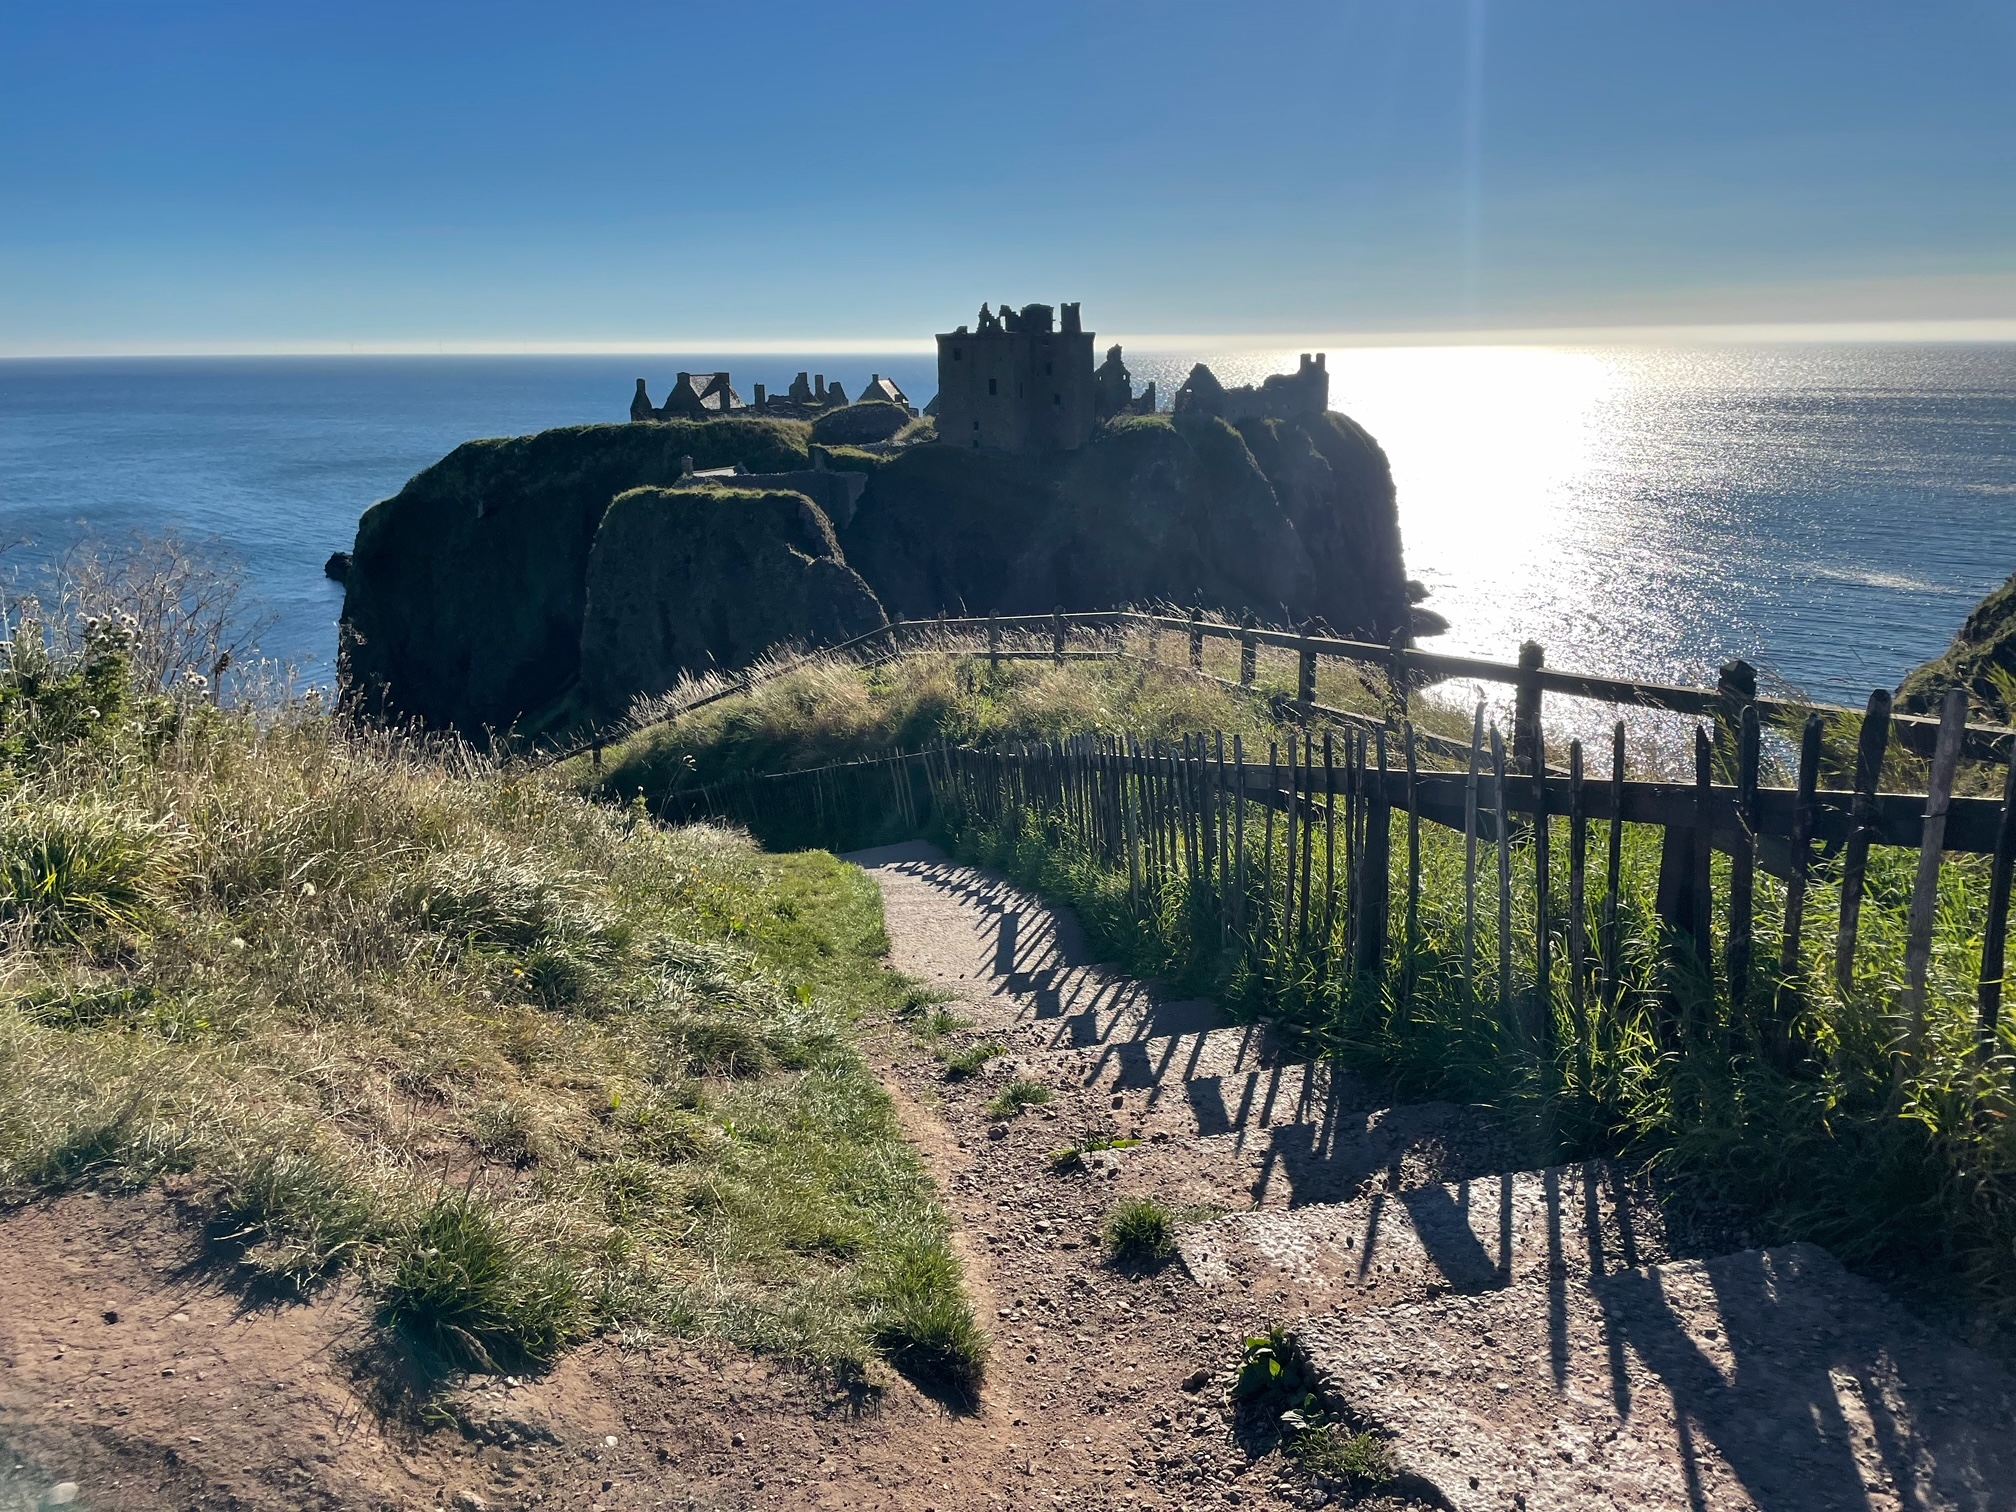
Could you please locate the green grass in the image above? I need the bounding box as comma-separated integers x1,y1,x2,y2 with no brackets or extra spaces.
0,633,984,1392
941,1040,1005,1079
986,1078,1053,1119
1288,1426,1399,1490
1102,1196,1177,1270
613,637,2016,1319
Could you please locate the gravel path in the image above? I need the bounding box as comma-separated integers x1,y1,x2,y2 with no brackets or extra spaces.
851,841,2016,1512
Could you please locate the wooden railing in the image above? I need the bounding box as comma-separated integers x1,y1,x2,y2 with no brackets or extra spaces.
642,609,2016,1062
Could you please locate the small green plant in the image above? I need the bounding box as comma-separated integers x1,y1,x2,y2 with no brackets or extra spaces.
379,1191,585,1372
1233,1327,1327,1431
866,1239,988,1400
1289,1425,1399,1490
211,1146,381,1290
1102,1196,1177,1270
1048,1134,1140,1171
917,1006,968,1039
941,1040,1005,1079
986,1078,1053,1118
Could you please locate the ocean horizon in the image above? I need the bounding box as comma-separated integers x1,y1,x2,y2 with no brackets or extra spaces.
3,341,2013,717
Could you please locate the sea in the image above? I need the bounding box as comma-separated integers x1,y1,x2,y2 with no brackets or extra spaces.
2,344,2013,724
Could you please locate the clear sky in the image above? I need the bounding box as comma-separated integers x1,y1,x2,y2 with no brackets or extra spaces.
3,1,2013,354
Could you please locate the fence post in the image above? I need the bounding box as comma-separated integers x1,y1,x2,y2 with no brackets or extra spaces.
988,612,1001,672
1568,739,1588,1045
1189,606,1205,671
1979,741,2016,1056
1240,610,1258,686
1727,703,1760,1013
1902,688,1968,1070
1052,607,1067,664
1834,690,1892,995
1514,641,1545,778
1774,714,1825,1062
1358,729,1391,982
1715,658,1757,776
1388,629,1410,722
1297,623,1317,707
1604,721,1627,1007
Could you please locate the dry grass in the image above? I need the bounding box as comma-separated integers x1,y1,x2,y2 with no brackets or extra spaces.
0,682,983,1390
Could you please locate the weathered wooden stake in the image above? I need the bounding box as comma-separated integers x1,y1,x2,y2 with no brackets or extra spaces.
988,612,1001,672
1404,723,1422,1006
1298,628,1318,707
1902,688,1969,1067
1727,704,1760,1012
1492,725,1513,1023
1604,722,1627,1007
1834,690,1892,995
1569,739,1588,1043
1189,607,1205,671
1264,741,1279,946
1978,740,2016,1056
1240,610,1258,686
1233,734,1248,937
1359,729,1392,981
1464,703,1483,998
1052,606,1066,664
1323,730,1338,949
1691,726,1715,978
1775,714,1825,1060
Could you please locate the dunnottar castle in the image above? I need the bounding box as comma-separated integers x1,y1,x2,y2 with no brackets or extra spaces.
627,300,1329,453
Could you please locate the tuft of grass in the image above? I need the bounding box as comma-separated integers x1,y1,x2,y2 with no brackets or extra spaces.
986,1078,1053,1119
1289,1426,1399,1490
1102,1196,1178,1270
0,802,167,939
865,1239,987,1400
941,1040,1005,1079
380,1191,585,1371
211,1145,381,1290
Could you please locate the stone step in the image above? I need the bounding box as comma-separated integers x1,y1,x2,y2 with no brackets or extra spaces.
1179,1161,1669,1309
1295,1241,2016,1512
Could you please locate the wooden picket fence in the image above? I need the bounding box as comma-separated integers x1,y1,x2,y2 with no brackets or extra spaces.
644,606,2016,1065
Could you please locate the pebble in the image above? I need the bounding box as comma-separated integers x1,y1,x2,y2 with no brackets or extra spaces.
43,1485,79,1508
452,1493,486,1512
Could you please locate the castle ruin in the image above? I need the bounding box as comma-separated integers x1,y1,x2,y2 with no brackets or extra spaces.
629,370,912,423
1172,352,1328,422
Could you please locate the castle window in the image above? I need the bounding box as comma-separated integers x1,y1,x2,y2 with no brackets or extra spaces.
988,378,997,396
953,347,962,360
1045,362,1052,375
1053,393,1061,406
972,419,979,430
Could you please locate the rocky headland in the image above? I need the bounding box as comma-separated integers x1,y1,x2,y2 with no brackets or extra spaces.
339,319,1418,739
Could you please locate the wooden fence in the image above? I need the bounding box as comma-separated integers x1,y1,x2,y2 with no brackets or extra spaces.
641,607,2016,1066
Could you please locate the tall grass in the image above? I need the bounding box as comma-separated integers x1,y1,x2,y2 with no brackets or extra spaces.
0,619,983,1391
947,755,2016,1318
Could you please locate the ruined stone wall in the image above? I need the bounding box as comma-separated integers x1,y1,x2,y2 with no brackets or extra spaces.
934,302,1096,453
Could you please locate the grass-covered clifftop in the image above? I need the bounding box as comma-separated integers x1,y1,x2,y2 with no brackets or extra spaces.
1899,567,2016,720
342,418,811,736
0,619,983,1393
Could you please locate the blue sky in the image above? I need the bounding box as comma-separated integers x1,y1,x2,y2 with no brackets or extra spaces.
3,1,2013,353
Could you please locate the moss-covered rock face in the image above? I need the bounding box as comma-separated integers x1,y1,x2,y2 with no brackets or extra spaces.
341,420,808,733
1898,569,2016,719
576,487,886,726
339,406,1412,739
838,410,1409,635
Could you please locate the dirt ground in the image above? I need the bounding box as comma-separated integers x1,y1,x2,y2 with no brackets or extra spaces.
0,848,1406,1512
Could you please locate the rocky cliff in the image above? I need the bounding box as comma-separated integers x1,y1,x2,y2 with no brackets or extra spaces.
575,487,885,724
837,411,1409,635
1898,569,2016,720
340,409,1412,739
341,419,808,733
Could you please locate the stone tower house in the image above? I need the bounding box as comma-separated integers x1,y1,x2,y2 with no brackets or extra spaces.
934,301,1097,453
